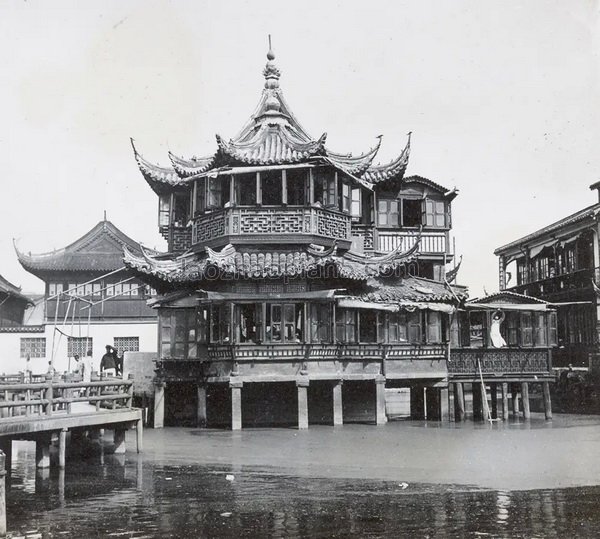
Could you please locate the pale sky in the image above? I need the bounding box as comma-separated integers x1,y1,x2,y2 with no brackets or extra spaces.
1,0,599,296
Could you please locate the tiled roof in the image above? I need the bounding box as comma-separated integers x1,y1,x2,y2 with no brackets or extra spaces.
168,150,216,178
362,136,410,184
359,276,467,303
17,221,143,277
123,242,421,284
468,291,548,305
326,137,382,176
0,274,31,304
494,203,600,255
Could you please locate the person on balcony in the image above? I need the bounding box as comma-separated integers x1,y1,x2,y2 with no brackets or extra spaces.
490,310,507,348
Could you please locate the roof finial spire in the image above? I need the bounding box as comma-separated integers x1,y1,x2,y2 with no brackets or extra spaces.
103,210,107,221
263,35,280,89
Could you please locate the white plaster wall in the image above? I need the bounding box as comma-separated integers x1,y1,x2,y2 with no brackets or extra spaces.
0,321,157,375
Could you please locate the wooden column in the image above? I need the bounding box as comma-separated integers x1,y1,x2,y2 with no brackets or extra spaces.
297,379,309,430
440,388,450,422
255,172,262,205
511,384,520,416
0,450,5,537
521,382,531,419
410,385,425,420
113,429,126,454
454,382,465,422
58,429,67,469
36,437,51,469
501,382,509,420
197,385,207,428
375,376,387,425
490,383,498,419
308,169,315,205
332,380,343,426
230,380,243,431
282,169,288,205
153,382,165,429
542,381,553,420
472,383,483,421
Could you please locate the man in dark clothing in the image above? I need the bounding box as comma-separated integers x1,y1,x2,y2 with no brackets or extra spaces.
100,345,117,376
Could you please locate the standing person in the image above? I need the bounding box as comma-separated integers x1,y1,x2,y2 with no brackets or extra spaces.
114,348,124,377
100,345,117,377
80,350,93,383
71,354,81,377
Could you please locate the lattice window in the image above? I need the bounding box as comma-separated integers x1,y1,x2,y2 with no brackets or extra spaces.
113,337,139,355
67,337,93,358
20,338,46,358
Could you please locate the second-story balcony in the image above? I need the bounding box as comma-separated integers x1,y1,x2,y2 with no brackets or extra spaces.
351,225,449,256
191,206,352,248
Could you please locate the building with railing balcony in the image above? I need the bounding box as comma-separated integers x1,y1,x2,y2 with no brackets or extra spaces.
495,183,600,367
126,43,467,430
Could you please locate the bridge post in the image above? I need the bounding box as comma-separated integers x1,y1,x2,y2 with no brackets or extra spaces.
44,374,53,416
153,382,165,429
0,450,6,537
136,418,143,453
113,429,126,454
36,436,51,469
0,441,10,476
501,382,510,420
58,429,67,469
127,374,134,408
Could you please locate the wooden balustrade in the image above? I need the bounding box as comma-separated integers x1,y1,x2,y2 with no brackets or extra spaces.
0,375,135,420
376,230,448,254
448,348,552,376
191,206,352,245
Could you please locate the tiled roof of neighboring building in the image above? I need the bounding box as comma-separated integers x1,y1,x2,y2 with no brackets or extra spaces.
16,220,144,278
0,273,32,304
494,203,600,255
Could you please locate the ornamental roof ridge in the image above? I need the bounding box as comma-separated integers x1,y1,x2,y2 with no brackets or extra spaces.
362,133,411,184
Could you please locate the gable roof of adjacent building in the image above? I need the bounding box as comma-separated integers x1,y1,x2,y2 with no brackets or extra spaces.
15,220,144,278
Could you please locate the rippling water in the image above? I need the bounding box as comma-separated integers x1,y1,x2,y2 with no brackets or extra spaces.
6,417,600,538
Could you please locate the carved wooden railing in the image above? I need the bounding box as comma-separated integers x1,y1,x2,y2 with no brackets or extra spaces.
0,374,134,419
448,348,552,376
159,342,448,364
191,206,352,244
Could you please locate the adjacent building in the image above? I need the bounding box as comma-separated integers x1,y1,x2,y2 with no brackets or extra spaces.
495,183,600,367
14,219,158,374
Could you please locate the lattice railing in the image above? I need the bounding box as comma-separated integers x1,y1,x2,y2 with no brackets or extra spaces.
192,206,352,244
448,348,551,375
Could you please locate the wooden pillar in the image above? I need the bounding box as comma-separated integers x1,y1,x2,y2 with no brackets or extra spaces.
375,376,387,425
136,418,143,453
511,384,520,416
440,388,450,422
410,385,425,420
36,437,51,469
0,450,5,537
454,382,465,422
501,382,510,420
472,383,483,421
542,381,553,420
153,382,165,429
58,429,67,469
197,385,207,428
230,380,243,431
113,429,126,454
490,383,498,419
332,380,343,426
282,169,288,205
521,382,531,419
255,172,261,205
297,379,309,430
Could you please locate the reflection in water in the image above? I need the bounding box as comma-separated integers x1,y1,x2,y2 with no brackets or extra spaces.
4,440,600,538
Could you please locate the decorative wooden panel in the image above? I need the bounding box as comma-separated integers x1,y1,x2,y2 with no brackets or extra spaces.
448,348,551,375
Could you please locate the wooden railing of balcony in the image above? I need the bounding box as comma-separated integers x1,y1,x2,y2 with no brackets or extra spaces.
191,206,352,245
448,348,552,378
376,230,448,254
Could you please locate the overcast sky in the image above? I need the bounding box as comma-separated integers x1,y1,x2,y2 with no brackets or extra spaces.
1,0,599,296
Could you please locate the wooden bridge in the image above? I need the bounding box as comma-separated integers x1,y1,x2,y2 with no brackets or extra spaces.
0,372,143,536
